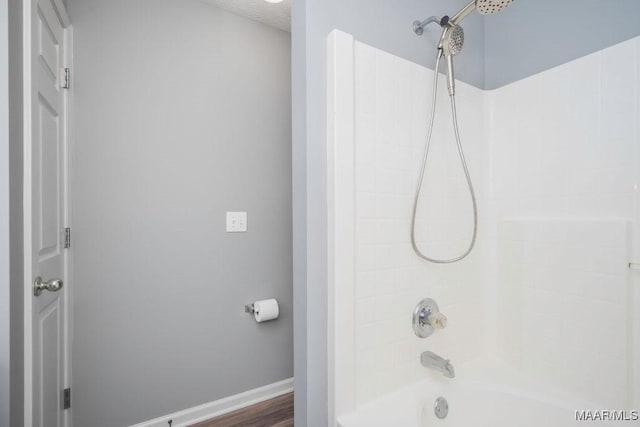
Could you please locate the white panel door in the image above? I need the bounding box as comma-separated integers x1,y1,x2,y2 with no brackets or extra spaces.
28,0,69,425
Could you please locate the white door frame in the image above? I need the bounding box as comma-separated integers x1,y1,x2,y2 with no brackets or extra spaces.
22,0,72,425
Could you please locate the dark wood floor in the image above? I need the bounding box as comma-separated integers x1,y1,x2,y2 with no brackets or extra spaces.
190,392,293,427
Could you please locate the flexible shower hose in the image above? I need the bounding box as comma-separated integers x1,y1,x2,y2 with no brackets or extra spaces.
410,50,478,263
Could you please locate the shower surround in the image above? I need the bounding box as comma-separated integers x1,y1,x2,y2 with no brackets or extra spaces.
327,30,640,422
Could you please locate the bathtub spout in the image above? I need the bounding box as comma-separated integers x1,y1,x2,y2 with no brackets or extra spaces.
421,351,455,378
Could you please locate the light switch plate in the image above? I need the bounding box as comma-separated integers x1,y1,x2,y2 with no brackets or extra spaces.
226,212,248,232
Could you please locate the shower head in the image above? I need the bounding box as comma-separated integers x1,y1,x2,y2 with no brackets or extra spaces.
450,0,516,25
438,24,464,96
440,25,464,57
476,0,516,15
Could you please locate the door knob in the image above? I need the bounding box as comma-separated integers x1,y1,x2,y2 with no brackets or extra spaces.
33,277,64,296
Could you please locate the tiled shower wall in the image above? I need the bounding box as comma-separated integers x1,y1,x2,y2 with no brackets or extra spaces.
347,35,640,409
488,36,640,407
497,220,630,407
353,41,488,405
487,37,639,232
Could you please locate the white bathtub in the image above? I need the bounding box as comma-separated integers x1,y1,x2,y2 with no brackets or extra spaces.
338,360,620,427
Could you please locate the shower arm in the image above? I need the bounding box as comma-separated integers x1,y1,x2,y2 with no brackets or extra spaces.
413,16,445,35
414,0,477,35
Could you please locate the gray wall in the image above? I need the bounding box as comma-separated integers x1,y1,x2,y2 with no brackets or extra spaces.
485,0,640,89
0,0,10,424
68,0,292,425
8,0,24,425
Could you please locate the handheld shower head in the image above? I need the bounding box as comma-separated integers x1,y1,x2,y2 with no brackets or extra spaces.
438,0,515,95
450,0,516,25
413,0,518,95
438,24,464,96
440,25,464,57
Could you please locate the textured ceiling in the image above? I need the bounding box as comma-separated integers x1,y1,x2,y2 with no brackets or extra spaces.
200,0,291,32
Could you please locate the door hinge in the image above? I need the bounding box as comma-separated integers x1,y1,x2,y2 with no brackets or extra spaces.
64,227,71,249
61,67,70,89
63,388,71,410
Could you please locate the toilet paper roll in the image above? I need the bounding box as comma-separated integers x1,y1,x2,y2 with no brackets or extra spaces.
253,299,279,323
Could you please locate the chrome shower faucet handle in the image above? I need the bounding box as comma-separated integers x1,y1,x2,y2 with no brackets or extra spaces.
413,298,447,338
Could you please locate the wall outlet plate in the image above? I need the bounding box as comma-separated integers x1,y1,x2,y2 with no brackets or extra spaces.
226,212,248,232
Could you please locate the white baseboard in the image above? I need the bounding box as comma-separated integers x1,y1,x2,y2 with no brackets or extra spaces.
130,378,294,427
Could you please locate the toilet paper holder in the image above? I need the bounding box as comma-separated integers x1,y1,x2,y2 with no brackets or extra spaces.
244,299,280,322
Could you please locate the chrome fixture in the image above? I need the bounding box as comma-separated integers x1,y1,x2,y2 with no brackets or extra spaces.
412,16,447,36
439,24,464,96
421,351,455,378
434,396,449,419
33,276,63,297
411,0,517,264
413,298,447,338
